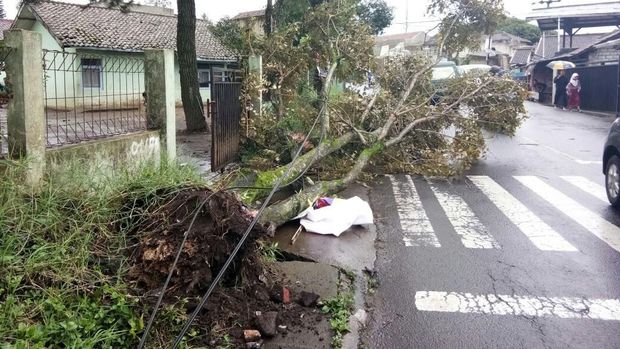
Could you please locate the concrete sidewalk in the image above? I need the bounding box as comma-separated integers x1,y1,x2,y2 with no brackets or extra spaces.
534,101,616,119
270,183,377,349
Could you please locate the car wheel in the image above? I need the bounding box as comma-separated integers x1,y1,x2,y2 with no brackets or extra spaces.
605,155,620,207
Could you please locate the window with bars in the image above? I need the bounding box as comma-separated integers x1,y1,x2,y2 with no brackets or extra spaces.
82,58,103,88
198,70,210,88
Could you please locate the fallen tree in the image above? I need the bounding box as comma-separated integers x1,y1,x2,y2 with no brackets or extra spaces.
235,0,526,226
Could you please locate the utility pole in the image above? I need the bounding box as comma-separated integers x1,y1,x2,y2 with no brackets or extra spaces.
405,0,409,33
557,17,561,53
535,0,562,8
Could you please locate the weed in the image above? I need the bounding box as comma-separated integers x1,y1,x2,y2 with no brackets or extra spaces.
342,269,356,282
0,159,203,348
367,276,379,294
215,334,235,349
320,292,354,348
257,240,283,263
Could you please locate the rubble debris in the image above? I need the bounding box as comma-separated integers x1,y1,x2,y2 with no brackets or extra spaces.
256,311,278,337
299,291,320,307
244,329,262,342
282,287,292,304
270,284,284,303
354,309,368,326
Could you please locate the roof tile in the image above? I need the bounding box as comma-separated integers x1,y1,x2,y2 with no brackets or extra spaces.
29,1,236,61
533,33,604,61
232,9,265,20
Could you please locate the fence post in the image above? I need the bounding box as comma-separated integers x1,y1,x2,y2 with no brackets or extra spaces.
144,49,176,162
5,29,45,185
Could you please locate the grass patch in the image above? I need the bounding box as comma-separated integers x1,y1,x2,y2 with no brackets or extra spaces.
320,269,356,348
320,292,354,348
257,240,283,263
0,158,204,348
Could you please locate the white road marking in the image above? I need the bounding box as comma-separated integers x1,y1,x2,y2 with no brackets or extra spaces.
560,176,608,203
388,175,440,247
521,136,602,165
468,176,577,251
428,181,500,249
516,176,620,253
415,291,620,321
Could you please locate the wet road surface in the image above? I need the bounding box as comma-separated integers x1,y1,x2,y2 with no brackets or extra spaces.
368,102,620,348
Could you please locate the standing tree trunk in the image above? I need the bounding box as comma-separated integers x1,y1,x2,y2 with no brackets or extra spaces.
177,0,207,132
264,0,274,35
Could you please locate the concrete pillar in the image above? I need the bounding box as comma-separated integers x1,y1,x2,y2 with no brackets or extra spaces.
248,55,263,118
5,29,45,185
145,49,176,161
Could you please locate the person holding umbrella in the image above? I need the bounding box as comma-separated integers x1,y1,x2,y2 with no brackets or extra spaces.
566,73,582,112
553,70,569,109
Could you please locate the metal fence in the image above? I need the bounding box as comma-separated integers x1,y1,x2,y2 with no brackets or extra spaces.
42,49,147,147
0,48,13,158
566,64,619,113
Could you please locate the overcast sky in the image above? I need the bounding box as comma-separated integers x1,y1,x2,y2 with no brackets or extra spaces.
4,0,617,34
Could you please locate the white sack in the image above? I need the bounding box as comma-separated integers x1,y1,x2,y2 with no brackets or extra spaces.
294,196,374,236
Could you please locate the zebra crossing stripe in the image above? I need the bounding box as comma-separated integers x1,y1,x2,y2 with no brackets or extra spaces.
560,176,608,203
428,181,500,249
388,175,441,247
415,291,620,321
515,176,620,253
468,176,577,252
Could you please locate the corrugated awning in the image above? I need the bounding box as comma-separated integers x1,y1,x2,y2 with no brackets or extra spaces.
526,2,620,31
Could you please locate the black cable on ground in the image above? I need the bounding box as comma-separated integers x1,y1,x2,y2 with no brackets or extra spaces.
171,111,323,349
136,193,215,349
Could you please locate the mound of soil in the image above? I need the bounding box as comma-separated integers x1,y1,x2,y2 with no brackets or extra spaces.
127,188,265,294
124,188,326,347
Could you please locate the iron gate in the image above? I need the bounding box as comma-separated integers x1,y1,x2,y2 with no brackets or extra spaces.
210,81,242,172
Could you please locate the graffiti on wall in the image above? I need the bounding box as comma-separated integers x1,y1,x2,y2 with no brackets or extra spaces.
130,135,160,160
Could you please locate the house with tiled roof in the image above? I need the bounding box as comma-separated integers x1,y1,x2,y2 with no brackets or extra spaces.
531,32,605,62
11,1,239,104
459,31,531,68
510,46,534,67
231,9,266,35
528,31,619,111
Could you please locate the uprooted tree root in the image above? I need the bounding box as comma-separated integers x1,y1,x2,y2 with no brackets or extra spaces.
126,188,266,295
122,188,324,347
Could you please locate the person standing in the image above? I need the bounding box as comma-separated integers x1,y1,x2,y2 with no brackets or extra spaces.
566,73,582,112
553,70,569,109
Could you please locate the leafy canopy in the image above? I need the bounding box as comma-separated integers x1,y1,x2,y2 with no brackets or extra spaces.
357,0,395,35
274,0,393,34
498,17,541,43
428,0,506,58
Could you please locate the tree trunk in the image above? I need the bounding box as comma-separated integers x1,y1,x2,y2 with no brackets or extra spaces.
264,0,273,35
249,132,355,196
177,0,207,132
258,141,383,226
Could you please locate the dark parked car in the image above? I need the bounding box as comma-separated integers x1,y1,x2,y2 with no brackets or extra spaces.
603,118,620,206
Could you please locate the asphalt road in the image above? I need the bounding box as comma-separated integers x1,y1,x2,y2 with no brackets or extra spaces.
367,102,620,349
